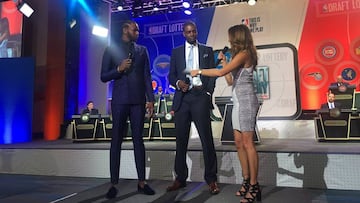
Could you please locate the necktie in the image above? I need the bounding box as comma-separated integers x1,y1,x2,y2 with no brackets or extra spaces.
187,45,194,69
330,103,334,109
187,45,202,87
186,45,194,89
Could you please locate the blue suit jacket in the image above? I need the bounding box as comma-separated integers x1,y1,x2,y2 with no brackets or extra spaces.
101,42,155,104
168,43,216,112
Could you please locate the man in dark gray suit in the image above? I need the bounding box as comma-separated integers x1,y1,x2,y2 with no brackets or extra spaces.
101,20,155,199
167,21,219,194
81,101,99,115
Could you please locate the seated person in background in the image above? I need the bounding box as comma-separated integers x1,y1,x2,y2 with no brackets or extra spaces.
320,92,341,110
157,86,164,95
329,75,350,88
81,101,99,115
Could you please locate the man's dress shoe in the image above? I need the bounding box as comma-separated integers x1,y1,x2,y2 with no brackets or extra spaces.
138,184,155,195
208,182,220,195
106,186,118,199
166,180,186,192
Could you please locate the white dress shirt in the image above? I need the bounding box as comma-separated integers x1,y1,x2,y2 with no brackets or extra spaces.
185,41,202,86
328,102,335,109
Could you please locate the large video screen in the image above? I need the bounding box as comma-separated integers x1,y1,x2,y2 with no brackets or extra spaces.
0,1,23,58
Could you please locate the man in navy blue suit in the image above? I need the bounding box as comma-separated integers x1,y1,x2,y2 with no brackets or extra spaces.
320,92,341,110
101,20,156,199
167,21,219,194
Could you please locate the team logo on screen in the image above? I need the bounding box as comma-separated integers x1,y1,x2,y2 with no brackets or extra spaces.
153,54,170,77
350,37,360,62
334,61,360,85
300,63,328,90
315,40,344,65
322,46,337,59
356,47,360,55
307,72,323,81
342,68,356,81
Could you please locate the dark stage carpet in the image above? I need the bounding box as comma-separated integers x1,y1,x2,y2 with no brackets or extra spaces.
1,174,360,203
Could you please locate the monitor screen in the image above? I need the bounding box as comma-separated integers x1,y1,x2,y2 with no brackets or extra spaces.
0,1,23,58
353,92,360,109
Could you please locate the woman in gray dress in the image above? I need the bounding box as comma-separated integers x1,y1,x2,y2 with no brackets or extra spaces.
191,24,260,203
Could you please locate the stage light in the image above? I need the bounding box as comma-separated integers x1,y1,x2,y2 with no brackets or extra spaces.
132,2,143,18
117,5,123,11
153,2,159,11
116,0,124,11
182,1,191,8
17,1,34,18
248,0,256,6
132,9,143,18
167,5,173,13
92,25,108,37
184,9,192,15
69,19,77,29
199,1,205,9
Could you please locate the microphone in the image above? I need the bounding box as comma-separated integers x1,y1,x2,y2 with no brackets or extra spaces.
215,46,229,66
123,52,133,74
181,77,191,95
128,52,133,59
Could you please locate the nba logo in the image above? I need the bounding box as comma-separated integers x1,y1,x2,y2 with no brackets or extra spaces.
241,18,249,26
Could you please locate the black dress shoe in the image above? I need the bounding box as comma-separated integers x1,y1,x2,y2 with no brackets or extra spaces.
166,180,186,192
138,184,155,195
106,186,118,199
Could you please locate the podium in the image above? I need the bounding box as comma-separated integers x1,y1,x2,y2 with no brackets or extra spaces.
97,115,131,141
97,115,150,141
215,97,261,144
329,85,355,109
149,94,176,140
72,114,146,142
71,114,101,141
315,91,360,141
71,95,177,142
71,94,177,142
315,109,351,140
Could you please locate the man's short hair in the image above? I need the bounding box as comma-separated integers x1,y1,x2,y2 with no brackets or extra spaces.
183,20,196,31
122,20,136,31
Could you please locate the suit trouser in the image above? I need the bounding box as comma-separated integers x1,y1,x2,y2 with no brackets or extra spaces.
110,104,146,184
174,90,218,184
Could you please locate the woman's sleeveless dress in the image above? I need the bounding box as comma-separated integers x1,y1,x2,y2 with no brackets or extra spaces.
231,66,259,132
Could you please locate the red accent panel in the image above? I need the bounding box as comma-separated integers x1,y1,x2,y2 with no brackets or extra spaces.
298,0,360,109
1,1,23,35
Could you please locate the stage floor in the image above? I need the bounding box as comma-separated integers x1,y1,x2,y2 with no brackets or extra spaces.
1,173,360,203
3,119,360,154
1,136,360,154
2,120,360,201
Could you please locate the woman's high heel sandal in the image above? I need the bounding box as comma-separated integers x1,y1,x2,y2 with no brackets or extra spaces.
236,178,250,196
241,182,261,203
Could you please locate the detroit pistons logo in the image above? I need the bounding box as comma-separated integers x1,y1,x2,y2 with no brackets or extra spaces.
322,46,337,59
316,40,344,65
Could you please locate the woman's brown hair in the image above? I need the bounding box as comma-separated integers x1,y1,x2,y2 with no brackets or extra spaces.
228,24,258,67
